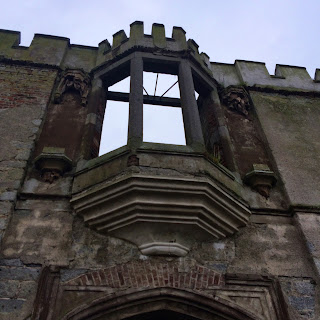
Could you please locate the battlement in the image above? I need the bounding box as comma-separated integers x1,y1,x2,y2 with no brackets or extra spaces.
1,22,320,92
212,60,320,92
0,22,211,75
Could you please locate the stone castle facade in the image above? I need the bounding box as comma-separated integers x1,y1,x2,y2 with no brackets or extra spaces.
0,22,319,319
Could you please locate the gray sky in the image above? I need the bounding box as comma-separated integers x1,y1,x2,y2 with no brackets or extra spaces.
2,0,319,153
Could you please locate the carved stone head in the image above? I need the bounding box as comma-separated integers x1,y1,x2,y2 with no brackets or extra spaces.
222,86,250,116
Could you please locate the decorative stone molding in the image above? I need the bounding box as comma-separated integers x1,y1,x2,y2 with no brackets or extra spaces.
244,164,277,198
71,173,251,256
32,266,61,320
34,147,72,183
221,274,291,320
44,263,289,320
60,288,257,320
54,69,91,106
222,86,250,116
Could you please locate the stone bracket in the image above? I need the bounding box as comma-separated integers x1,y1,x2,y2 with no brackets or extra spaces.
244,164,277,198
34,147,72,183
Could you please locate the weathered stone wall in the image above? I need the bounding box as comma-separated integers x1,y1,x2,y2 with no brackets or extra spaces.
0,24,319,320
250,91,320,207
0,62,57,238
0,61,57,319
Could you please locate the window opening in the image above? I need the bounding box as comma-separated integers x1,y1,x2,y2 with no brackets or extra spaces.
144,72,180,98
143,104,186,145
107,76,130,93
143,71,185,145
98,77,130,156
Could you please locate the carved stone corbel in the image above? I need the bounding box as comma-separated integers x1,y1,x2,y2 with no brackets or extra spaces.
34,147,72,183
244,164,277,198
54,69,91,106
222,86,250,116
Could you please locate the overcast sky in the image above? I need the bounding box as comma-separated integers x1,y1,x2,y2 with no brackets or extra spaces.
2,0,319,153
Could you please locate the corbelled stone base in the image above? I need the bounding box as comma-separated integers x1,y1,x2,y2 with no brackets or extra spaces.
71,172,251,256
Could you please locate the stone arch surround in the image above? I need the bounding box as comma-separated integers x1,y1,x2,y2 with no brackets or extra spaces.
61,287,257,320
44,260,290,320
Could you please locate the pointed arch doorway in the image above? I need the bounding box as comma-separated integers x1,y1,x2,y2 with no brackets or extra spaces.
125,310,203,320
62,288,257,320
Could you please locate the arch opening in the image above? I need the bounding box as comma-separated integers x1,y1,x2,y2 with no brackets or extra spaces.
125,309,201,320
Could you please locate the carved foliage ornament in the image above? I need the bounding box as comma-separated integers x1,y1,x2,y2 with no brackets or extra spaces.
54,69,91,106
222,87,250,116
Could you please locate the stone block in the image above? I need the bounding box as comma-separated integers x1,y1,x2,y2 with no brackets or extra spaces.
0,259,23,267
288,296,314,313
294,281,315,296
0,191,17,201
0,280,36,299
0,216,8,230
60,268,89,282
0,299,24,313
0,266,40,281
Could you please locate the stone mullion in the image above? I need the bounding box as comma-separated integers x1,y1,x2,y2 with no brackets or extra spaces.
178,60,205,152
128,55,144,149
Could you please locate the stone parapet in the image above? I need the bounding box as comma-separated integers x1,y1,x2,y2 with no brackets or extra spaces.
212,60,320,92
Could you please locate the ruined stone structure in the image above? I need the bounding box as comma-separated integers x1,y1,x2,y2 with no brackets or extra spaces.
0,21,319,319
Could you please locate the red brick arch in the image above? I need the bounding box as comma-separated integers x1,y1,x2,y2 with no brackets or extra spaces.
64,260,224,291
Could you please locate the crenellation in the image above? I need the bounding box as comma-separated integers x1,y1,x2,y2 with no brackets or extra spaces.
201,52,210,68
211,62,241,87
234,60,270,86
0,29,20,50
211,59,320,92
26,33,69,66
151,23,166,49
0,24,214,78
172,26,187,50
129,21,144,43
112,29,128,49
1,23,320,94
314,68,320,82
62,45,97,72
96,39,111,66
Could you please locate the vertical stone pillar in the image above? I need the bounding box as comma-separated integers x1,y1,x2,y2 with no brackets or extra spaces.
128,56,143,149
80,77,106,160
209,90,238,172
178,60,205,152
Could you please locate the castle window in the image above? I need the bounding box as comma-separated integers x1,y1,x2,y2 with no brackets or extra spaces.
95,55,208,156
142,71,186,145
99,77,130,155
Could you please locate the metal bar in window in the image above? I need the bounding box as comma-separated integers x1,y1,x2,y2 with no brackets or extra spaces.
160,80,178,98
